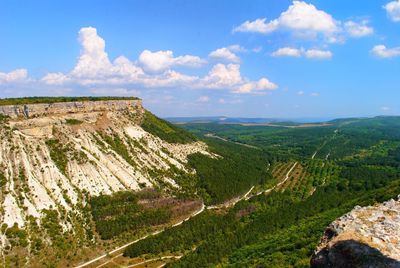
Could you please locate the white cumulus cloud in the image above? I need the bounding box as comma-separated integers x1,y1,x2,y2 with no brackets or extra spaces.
344,20,374,37
272,47,332,59
227,44,247,53
44,27,144,86
371,45,400,58
272,47,303,57
0,69,28,84
384,0,400,22
305,49,332,59
234,1,339,37
34,27,278,95
201,64,278,94
209,47,240,63
233,18,279,34
234,78,278,94
203,64,242,89
41,72,70,85
71,27,113,78
138,50,206,73
234,1,374,44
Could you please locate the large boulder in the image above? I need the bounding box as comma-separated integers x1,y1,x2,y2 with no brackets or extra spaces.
311,198,400,268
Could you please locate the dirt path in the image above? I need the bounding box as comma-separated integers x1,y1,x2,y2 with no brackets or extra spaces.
273,162,298,191
77,182,259,268
95,254,123,268
312,128,339,160
206,186,255,210
311,151,317,159
75,161,295,268
251,162,298,197
204,133,260,150
124,255,182,268
74,204,205,268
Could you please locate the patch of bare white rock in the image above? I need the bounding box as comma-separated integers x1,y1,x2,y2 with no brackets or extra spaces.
0,108,215,233
314,196,400,264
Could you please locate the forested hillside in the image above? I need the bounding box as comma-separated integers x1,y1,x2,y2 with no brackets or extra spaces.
121,116,400,267
0,98,273,267
2,97,399,268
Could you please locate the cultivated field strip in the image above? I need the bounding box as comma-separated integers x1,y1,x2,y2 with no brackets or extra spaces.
271,159,340,199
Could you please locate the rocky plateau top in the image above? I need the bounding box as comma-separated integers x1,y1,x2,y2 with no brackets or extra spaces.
0,99,142,118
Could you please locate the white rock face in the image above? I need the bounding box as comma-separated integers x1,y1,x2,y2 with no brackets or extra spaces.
329,199,400,260
0,101,213,233
0,99,141,119
312,197,400,267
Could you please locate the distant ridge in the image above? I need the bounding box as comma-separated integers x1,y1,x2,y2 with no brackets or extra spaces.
166,116,400,125
166,116,335,125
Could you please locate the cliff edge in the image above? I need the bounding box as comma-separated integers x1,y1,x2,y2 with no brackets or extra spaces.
0,98,142,119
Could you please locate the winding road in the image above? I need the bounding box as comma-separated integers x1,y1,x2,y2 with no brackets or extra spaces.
204,133,260,150
252,162,298,197
75,162,297,268
74,204,205,268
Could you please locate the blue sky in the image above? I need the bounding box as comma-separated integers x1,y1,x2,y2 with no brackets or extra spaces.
0,0,399,118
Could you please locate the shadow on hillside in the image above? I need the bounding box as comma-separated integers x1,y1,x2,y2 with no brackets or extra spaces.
311,239,400,268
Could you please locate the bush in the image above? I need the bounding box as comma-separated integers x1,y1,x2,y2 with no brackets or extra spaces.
45,139,69,175
90,191,172,240
65,119,83,125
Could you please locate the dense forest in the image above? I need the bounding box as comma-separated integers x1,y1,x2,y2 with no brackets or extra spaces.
188,138,272,204
3,108,400,267
89,191,172,240
124,179,400,267
139,111,273,204
122,116,400,267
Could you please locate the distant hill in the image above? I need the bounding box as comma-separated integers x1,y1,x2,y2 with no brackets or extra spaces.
166,116,334,125
167,115,400,126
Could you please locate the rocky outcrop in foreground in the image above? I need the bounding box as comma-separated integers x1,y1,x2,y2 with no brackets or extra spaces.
311,198,400,268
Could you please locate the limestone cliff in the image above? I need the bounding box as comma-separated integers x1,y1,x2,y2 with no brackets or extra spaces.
0,99,142,119
0,98,214,263
311,198,400,267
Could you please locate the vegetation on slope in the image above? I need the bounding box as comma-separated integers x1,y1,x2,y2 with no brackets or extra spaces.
65,118,83,125
124,176,400,267
182,116,400,161
0,96,139,106
222,180,400,268
0,171,6,187
45,139,70,176
141,111,197,144
181,123,335,160
99,132,138,167
188,138,272,205
0,114,9,124
89,191,172,240
6,108,400,267
123,117,400,267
